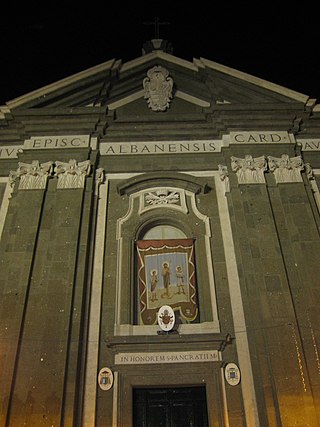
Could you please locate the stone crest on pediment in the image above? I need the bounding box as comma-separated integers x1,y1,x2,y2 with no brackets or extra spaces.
143,65,174,112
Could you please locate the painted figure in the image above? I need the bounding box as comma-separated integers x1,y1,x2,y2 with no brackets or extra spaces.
175,265,186,294
150,269,159,302
161,262,171,298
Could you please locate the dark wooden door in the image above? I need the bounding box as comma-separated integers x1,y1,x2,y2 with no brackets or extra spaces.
133,386,209,427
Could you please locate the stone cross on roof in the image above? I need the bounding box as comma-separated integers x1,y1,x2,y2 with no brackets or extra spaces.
144,16,170,39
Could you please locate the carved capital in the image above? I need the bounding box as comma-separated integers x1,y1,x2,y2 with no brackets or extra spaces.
143,66,174,112
9,160,53,190
268,154,304,183
231,155,267,184
54,159,91,189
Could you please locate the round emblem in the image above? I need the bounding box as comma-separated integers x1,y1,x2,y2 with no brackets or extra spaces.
157,305,175,331
98,367,113,391
224,363,241,386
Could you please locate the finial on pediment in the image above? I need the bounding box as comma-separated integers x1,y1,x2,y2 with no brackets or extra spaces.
142,17,172,55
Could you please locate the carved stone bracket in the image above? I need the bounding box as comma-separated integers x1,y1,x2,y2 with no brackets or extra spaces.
218,164,230,193
9,160,53,190
95,168,105,195
143,65,174,112
304,163,313,181
268,154,304,183
95,168,105,185
231,155,267,184
54,159,91,189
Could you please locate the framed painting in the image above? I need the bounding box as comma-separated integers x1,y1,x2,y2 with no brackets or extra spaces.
136,239,198,325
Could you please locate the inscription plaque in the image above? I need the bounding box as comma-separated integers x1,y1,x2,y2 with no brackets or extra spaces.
115,350,220,365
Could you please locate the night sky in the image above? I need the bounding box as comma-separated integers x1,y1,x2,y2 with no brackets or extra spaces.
1,4,319,105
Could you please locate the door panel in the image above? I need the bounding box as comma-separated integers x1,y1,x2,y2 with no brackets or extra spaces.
133,386,209,427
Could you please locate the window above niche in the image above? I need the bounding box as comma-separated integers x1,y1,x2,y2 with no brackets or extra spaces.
142,225,187,240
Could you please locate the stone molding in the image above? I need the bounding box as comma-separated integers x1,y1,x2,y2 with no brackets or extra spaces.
268,154,304,183
54,159,91,189
143,65,174,111
9,160,53,190
231,155,267,184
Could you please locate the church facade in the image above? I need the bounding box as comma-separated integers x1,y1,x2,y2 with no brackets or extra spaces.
0,39,320,426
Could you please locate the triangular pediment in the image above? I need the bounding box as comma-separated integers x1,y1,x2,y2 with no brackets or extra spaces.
3,50,311,113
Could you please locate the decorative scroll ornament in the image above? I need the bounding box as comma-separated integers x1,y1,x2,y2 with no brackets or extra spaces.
231,155,267,184
268,154,304,183
143,66,174,112
145,189,180,205
9,160,53,190
218,164,230,193
54,159,91,189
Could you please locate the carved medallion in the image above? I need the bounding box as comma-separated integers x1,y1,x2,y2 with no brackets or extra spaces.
224,363,241,386
143,66,174,112
97,367,113,391
157,305,175,332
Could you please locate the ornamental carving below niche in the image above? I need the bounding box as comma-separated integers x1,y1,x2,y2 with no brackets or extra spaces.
145,189,180,206
143,65,174,112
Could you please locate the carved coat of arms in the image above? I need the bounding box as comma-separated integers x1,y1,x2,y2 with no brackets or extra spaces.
143,66,174,112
